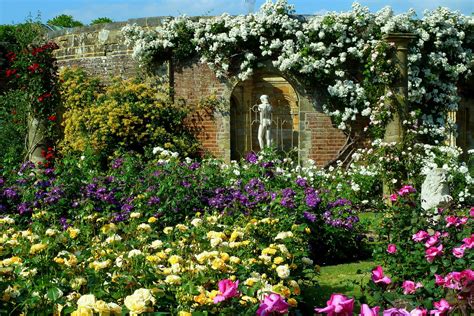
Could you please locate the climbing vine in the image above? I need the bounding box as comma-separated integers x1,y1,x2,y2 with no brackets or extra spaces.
123,1,473,141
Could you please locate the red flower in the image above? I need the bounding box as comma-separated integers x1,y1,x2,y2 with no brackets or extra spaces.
38,93,52,102
5,69,17,77
6,52,16,62
48,115,57,121
27,63,41,73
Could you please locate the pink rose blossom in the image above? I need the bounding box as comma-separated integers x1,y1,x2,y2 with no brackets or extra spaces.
452,246,465,258
387,244,397,254
459,269,474,289
445,215,458,227
458,217,468,225
383,307,410,315
314,293,354,316
425,244,443,263
402,280,423,295
444,272,462,290
412,230,429,242
256,293,289,316
397,185,416,196
372,266,391,285
470,207,474,217
430,299,450,315
213,279,239,304
462,234,474,249
410,308,427,316
424,235,439,248
359,304,379,316
434,274,446,287
390,194,398,202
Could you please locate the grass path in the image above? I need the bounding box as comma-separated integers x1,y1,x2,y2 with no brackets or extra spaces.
315,260,375,305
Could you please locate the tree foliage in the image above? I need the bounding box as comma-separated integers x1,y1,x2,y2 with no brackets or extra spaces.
47,14,83,28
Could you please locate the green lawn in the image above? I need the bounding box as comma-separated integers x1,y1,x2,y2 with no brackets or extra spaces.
314,260,376,305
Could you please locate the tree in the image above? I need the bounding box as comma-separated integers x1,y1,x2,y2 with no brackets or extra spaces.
47,14,83,28
91,17,113,25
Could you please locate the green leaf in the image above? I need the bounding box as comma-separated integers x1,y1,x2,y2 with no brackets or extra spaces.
47,287,61,302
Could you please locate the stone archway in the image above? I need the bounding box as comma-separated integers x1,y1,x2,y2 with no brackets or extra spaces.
230,72,299,160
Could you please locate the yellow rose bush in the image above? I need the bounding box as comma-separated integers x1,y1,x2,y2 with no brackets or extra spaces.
58,67,199,158
0,210,318,314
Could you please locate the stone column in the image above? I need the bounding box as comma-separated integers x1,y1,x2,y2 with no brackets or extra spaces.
382,33,416,201
383,33,416,143
27,116,47,164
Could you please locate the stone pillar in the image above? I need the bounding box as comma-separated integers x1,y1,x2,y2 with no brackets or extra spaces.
27,116,47,164
382,33,416,201
383,33,416,143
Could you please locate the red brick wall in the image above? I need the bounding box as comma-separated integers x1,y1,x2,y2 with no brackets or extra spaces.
305,112,347,166
173,62,227,157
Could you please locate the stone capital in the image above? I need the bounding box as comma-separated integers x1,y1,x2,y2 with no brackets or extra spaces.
383,32,416,49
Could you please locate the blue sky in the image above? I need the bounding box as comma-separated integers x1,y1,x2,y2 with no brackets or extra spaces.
0,0,472,25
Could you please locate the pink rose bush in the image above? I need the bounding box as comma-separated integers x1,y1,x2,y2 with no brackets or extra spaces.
373,186,472,315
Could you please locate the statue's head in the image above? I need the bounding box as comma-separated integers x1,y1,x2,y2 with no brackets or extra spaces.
260,95,269,103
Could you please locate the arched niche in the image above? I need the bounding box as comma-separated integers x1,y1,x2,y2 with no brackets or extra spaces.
230,72,300,160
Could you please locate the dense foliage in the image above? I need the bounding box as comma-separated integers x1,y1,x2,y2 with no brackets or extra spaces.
47,14,84,28
0,20,58,169
58,67,200,161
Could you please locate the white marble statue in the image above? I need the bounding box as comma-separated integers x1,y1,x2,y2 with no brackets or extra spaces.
421,168,452,211
258,95,272,149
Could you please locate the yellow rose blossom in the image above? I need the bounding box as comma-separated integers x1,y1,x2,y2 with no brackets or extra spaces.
273,257,285,264
163,227,173,234
211,258,225,271
305,227,311,234
168,255,182,265
229,256,241,264
71,306,93,316
175,224,188,231
178,312,192,316
165,275,181,285
29,243,47,255
193,293,207,305
148,217,157,223
67,227,80,239
220,252,230,262
54,257,65,265
100,223,117,234
2,256,22,266
262,247,277,256
288,298,297,307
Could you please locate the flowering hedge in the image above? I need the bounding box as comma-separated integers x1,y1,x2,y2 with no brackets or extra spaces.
122,1,472,139
58,67,199,159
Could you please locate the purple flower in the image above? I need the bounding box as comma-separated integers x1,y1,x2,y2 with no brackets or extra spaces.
3,187,18,199
295,177,307,187
17,203,31,215
0,177,4,187
111,158,124,169
148,197,160,205
305,188,321,208
18,161,35,174
304,211,317,223
121,204,134,212
189,162,201,170
246,152,258,164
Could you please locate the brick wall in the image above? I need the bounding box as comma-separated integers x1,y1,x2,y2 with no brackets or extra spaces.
174,61,228,157
304,112,347,166
47,21,350,164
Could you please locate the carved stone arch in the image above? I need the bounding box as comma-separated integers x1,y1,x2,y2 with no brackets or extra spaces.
229,70,301,160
